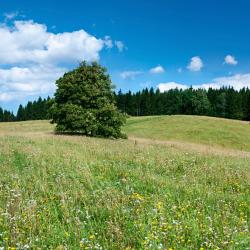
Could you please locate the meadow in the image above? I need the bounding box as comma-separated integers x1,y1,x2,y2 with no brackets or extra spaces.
0,116,249,249
125,115,250,152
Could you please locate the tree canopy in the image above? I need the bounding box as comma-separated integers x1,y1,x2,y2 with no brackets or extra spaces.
1,83,250,123
116,86,250,120
50,62,126,138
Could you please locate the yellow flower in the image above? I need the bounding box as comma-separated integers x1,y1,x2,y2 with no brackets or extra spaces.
157,201,163,210
200,248,205,250
89,234,95,240
131,193,144,201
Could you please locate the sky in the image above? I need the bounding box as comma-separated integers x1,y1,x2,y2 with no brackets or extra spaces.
1,0,250,112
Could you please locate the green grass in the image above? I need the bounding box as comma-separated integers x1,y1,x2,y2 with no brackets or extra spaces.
0,117,249,249
125,115,250,152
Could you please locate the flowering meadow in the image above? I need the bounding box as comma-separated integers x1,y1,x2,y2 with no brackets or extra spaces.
0,119,249,249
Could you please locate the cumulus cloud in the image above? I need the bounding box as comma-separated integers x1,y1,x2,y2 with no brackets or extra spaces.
0,19,119,102
149,65,165,74
0,65,66,101
224,55,238,65
120,70,143,79
0,20,106,65
188,74,250,90
115,40,125,52
187,56,203,71
157,73,250,92
157,82,188,92
211,73,250,90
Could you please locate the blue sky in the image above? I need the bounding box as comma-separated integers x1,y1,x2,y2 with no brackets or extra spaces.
1,0,250,112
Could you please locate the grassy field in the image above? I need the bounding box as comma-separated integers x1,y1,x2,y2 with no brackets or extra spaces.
0,116,249,249
125,115,250,152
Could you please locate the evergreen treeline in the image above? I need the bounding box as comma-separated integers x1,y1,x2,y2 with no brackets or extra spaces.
1,86,250,122
16,97,51,121
115,87,250,121
0,97,51,122
0,108,15,122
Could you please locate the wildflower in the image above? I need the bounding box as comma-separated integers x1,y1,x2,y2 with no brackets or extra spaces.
131,193,144,202
89,235,95,240
157,202,163,210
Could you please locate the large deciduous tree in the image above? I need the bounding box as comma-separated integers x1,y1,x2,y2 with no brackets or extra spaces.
50,62,126,138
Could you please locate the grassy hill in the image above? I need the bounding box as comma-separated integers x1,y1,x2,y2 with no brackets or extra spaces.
125,115,250,152
0,116,249,249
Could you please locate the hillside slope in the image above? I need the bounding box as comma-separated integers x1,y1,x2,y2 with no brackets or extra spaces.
125,115,250,152
0,117,249,249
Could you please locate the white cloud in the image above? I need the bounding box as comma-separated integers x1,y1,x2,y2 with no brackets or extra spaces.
115,40,125,52
211,73,250,90
157,73,250,92
189,74,250,90
104,36,113,48
0,93,13,102
149,65,165,74
177,67,182,73
120,70,143,79
194,83,221,90
0,19,120,102
0,20,106,65
0,65,66,101
187,56,203,71
157,82,188,92
224,55,238,65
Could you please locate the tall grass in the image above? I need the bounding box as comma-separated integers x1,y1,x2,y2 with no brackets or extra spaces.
0,118,249,249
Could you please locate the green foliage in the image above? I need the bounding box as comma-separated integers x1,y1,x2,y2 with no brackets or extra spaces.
1,85,250,124
115,86,250,120
16,96,51,121
0,107,15,122
51,62,126,138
